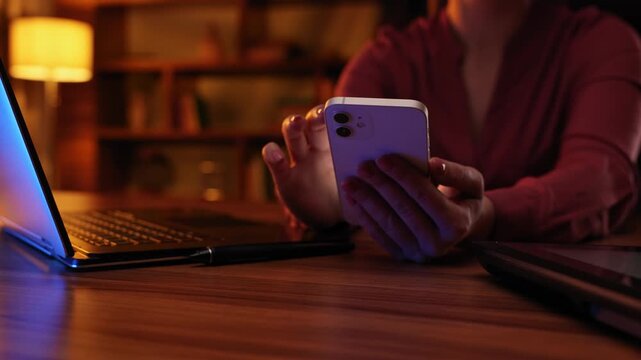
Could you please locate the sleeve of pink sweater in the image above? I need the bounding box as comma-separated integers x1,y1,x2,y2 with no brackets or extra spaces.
335,17,641,243
485,17,641,242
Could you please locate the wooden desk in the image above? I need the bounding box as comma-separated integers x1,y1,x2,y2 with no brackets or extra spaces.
1,192,639,359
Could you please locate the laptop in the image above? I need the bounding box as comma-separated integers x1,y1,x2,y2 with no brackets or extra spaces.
0,60,353,269
472,241,641,339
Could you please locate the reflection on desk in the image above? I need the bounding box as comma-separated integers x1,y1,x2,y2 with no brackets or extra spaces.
0,192,640,359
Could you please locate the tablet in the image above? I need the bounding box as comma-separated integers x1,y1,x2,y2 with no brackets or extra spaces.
473,241,641,339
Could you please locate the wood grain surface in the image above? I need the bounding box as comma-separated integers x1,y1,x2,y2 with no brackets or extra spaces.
1,192,639,359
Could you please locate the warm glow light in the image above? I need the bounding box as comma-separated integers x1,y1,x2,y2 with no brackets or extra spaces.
9,17,93,83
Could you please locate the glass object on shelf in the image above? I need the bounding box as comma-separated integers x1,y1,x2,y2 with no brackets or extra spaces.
126,74,159,130
199,160,225,202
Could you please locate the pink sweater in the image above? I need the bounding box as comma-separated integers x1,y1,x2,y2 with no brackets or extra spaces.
335,0,641,242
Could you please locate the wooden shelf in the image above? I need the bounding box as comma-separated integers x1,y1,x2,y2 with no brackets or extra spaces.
96,58,345,76
96,0,373,8
98,128,282,142
96,0,239,8
54,0,380,198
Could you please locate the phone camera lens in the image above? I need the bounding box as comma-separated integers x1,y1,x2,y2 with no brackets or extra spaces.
336,126,352,137
334,113,350,124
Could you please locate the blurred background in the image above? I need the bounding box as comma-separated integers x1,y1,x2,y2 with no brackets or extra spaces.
0,0,434,203
0,0,637,203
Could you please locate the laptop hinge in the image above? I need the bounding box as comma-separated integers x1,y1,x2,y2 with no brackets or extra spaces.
0,217,54,255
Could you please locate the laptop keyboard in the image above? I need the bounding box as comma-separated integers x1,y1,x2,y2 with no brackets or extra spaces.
63,210,206,248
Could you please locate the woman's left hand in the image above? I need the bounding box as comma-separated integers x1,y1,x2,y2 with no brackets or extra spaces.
342,155,495,262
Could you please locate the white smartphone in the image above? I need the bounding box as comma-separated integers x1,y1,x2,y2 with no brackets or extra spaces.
324,96,430,223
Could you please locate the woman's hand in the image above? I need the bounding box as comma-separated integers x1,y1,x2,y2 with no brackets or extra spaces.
262,105,343,228
342,155,495,262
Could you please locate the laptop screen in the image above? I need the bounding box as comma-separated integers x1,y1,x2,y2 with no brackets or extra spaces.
545,247,641,279
492,242,641,297
0,63,71,257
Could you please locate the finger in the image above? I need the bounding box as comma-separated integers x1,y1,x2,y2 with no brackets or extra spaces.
376,154,474,245
376,154,452,224
342,176,426,262
357,161,444,257
304,105,330,151
262,142,291,187
281,114,308,163
343,192,405,261
429,157,484,199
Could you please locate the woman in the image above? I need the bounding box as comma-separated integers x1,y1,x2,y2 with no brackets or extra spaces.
261,0,641,262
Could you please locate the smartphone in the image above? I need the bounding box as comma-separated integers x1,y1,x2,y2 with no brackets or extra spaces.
324,96,430,222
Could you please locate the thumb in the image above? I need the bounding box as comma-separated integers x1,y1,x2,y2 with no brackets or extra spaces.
262,142,291,186
428,157,484,198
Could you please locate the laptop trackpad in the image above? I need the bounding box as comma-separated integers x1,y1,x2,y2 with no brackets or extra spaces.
129,209,288,245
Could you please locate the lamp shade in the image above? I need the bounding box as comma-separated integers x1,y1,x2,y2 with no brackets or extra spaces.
9,17,93,83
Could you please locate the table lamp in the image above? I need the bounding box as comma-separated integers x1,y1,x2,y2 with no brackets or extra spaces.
9,17,93,187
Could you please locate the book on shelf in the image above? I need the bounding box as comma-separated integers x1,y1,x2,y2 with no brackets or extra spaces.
168,92,210,133
177,93,201,133
194,95,211,129
127,91,148,131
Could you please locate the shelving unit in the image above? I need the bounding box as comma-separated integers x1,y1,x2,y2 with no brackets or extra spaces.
97,126,282,200
54,0,384,200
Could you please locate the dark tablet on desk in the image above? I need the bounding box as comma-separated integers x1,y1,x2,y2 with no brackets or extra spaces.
472,242,641,339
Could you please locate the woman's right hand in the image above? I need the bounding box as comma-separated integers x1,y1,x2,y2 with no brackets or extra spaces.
262,105,343,229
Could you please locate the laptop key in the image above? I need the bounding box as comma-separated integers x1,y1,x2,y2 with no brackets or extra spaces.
62,211,203,248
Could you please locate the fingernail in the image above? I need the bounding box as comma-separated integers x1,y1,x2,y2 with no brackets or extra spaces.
316,106,323,115
376,155,394,171
357,161,376,178
264,143,284,163
341,178,357,193
430,159,446,176
344,192,356,206
290,115,303,130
